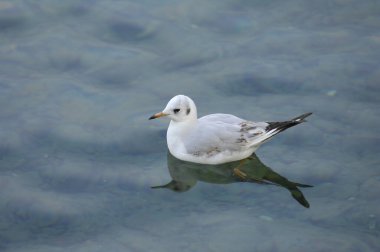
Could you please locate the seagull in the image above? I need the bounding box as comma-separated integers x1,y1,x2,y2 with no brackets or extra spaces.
149,95,312,165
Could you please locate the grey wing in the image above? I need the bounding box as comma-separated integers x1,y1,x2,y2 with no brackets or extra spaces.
184,114,269,155
199,113,245,124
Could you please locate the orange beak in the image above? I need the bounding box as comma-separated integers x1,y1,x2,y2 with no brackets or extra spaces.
149,112,168,120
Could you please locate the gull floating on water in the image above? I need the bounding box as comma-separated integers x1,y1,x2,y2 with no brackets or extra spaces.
149,95,312,165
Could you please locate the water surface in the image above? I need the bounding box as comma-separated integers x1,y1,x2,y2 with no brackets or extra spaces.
0,0,379,251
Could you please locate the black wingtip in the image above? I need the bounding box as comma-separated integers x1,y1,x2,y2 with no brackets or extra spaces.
266,112,313,133
291,112,313,122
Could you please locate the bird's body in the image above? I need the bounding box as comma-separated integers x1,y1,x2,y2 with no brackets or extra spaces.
150,95,312,165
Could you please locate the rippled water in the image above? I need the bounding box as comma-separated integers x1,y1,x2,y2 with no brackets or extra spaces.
0,0,379,251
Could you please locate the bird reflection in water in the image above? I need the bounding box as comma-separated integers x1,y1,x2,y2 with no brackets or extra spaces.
152,151,313,208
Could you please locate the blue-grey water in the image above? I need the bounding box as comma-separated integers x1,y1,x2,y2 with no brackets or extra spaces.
1,0,379,251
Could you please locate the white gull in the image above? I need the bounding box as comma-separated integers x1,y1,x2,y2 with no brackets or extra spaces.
149,95,312,165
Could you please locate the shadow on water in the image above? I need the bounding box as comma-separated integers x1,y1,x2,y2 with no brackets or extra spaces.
153,151,313,208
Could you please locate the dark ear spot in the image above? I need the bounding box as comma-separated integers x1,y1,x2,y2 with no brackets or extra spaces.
186,108,191,115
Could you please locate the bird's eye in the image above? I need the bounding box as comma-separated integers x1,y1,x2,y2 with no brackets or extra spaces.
173,108,180,114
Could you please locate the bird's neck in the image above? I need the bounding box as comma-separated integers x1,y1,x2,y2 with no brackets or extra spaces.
168,118,197,132
167,118,197,154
